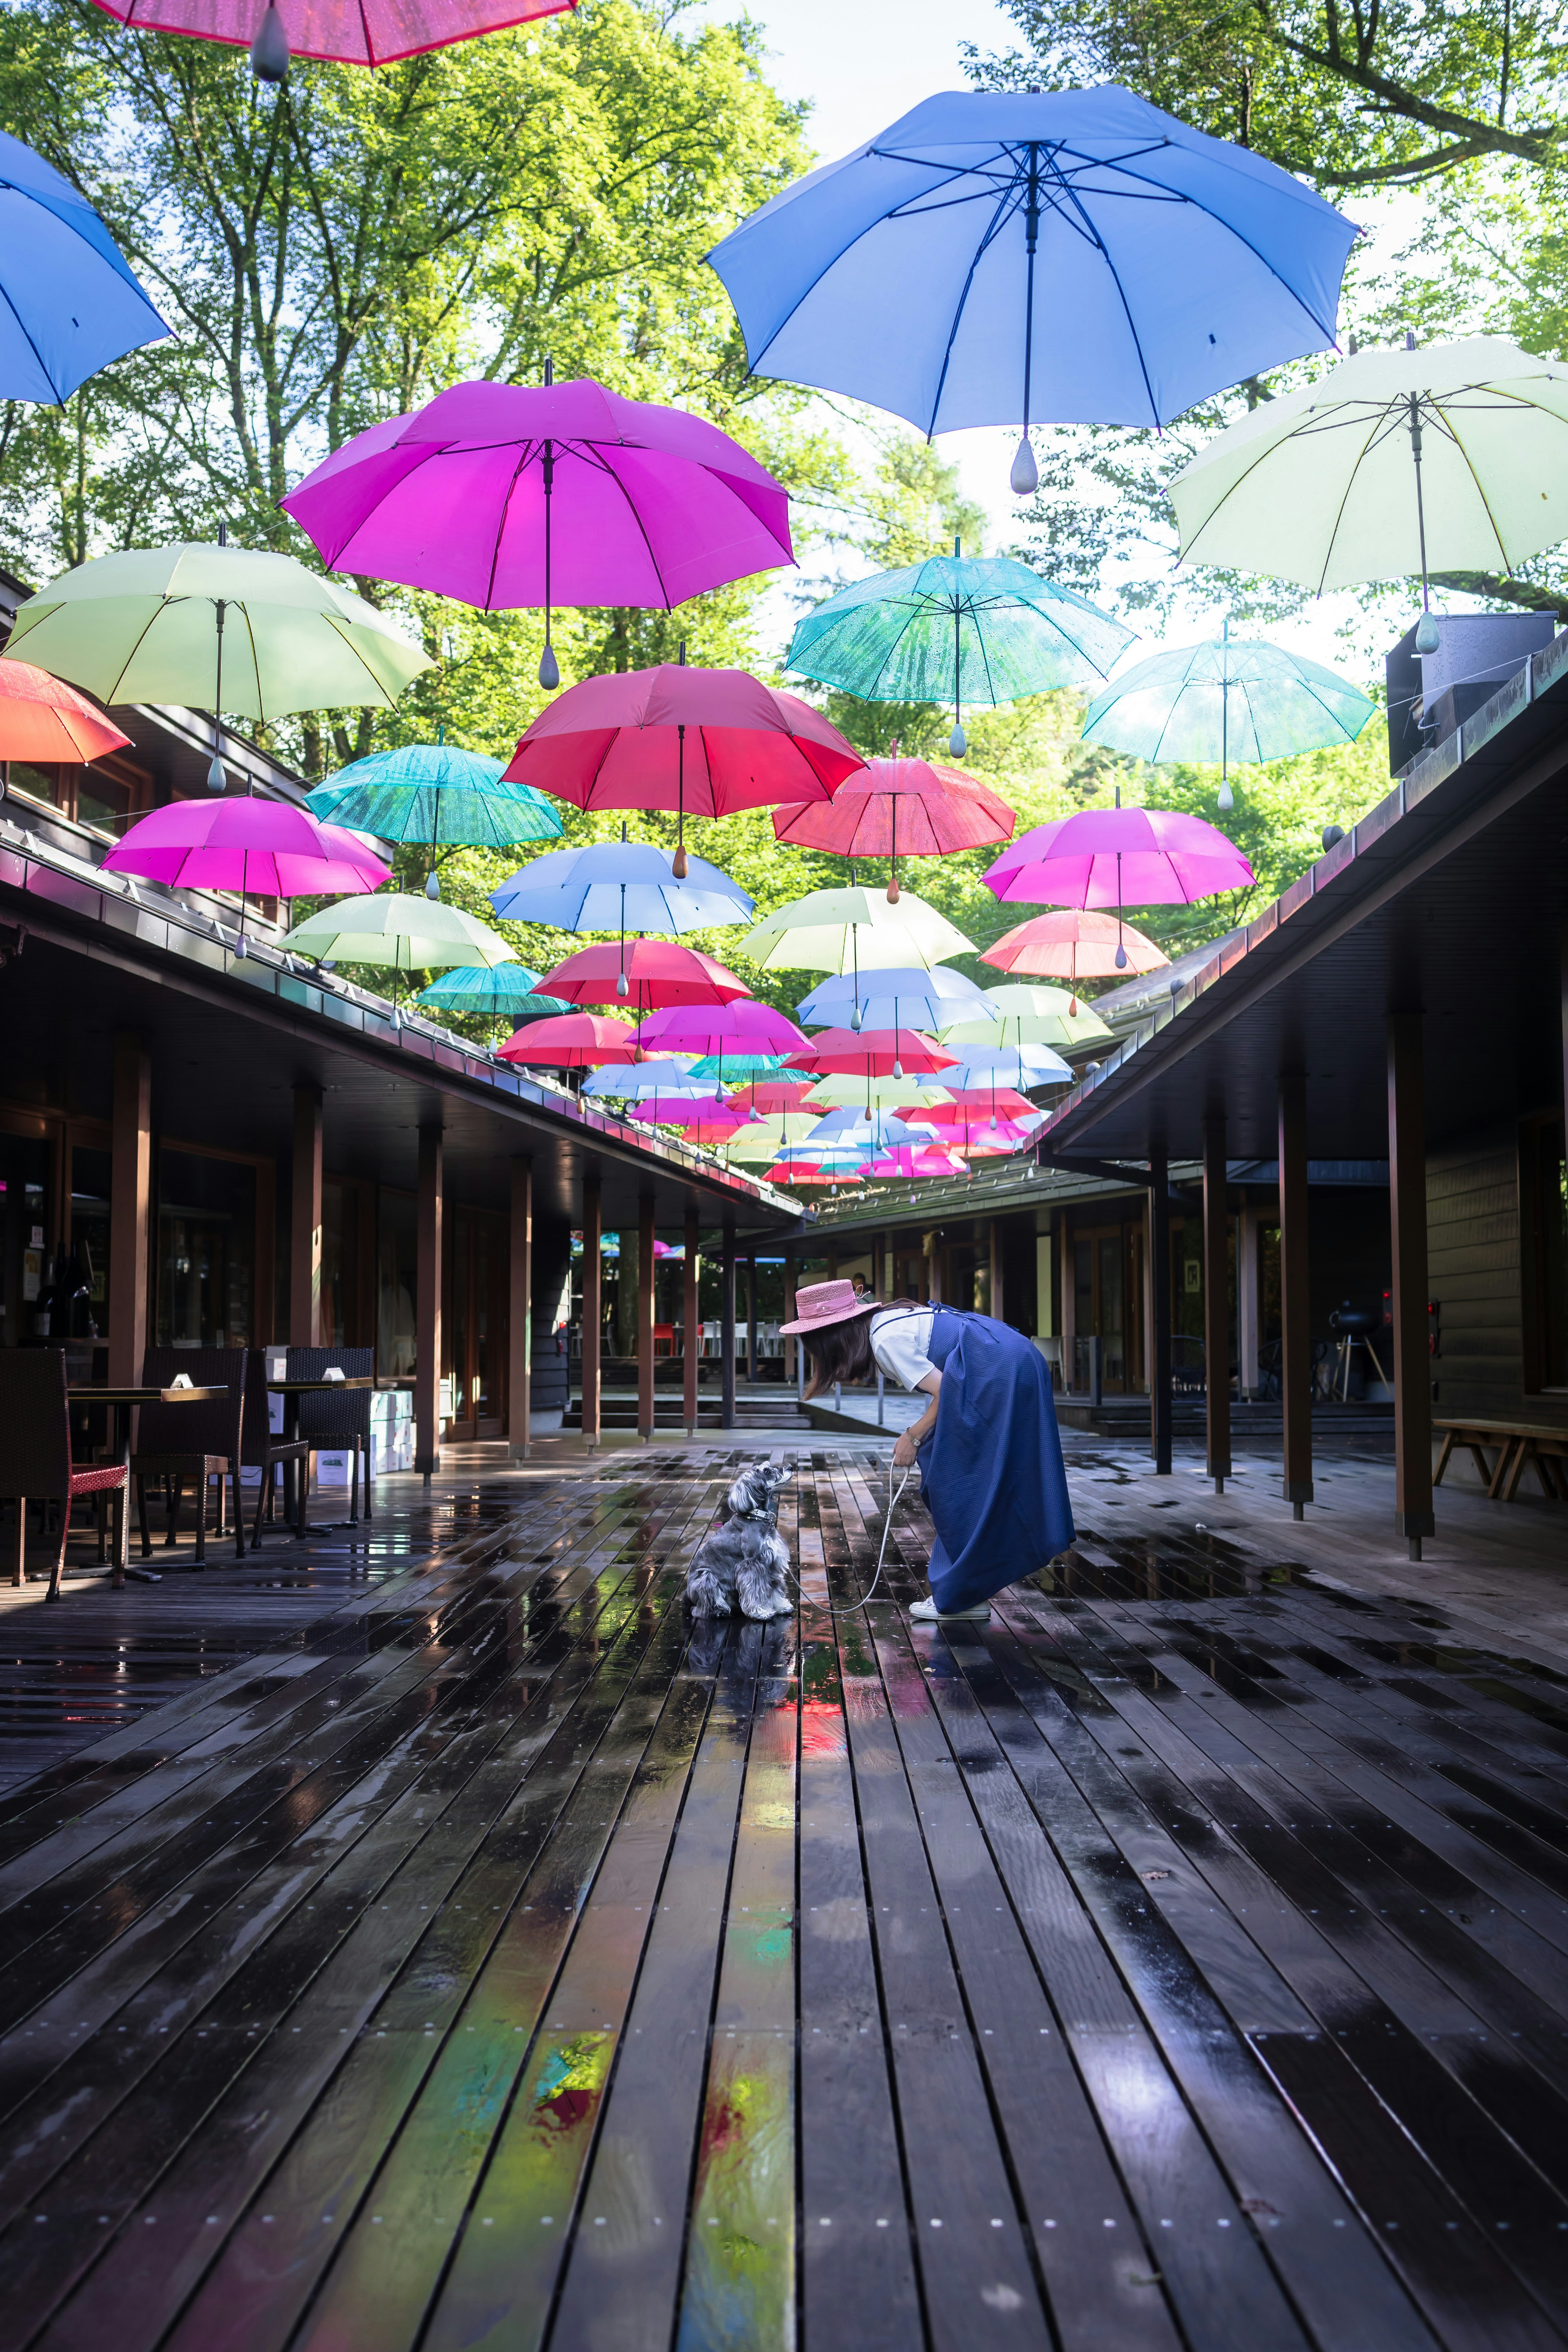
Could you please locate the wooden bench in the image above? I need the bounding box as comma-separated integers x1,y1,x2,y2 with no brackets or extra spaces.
1434,1416,1568,1503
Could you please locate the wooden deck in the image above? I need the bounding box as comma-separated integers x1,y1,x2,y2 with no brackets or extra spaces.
3,1440,1568,2350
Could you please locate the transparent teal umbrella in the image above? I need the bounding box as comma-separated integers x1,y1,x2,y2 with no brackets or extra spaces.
1081,623,1375,811
786,541,1132,755
686,1051,784,1082
307,739,561,900
414,960,574,1045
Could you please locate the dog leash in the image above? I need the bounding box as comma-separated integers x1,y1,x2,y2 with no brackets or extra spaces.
786,1455,913,1617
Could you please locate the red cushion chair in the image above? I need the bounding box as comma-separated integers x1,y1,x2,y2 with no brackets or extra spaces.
0,1350,129,1601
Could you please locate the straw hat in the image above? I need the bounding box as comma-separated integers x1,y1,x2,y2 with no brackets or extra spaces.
780,1277,876,1336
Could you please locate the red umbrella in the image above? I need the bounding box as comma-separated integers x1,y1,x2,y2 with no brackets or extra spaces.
541,939,748,1011
0,659,129,763
726,1078,815,1115
773,754,1014,902
981,909,1167,999
635,999,807,1055
783,1026,958,1078
984,806,1253,909
496,1012,639,1067
504,663,864,874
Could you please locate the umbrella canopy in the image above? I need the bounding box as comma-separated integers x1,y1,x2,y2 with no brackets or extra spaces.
708,86,1356,466
722,1115,810,1162
102,798,390,898
283,891,510,971
984,808,1254,909
541,940,748,1009
725,1079,815,1115
920,1089,1042,1126
866,1143,971,1179
940,1042,1071,1087
635,1000,806,1057
5,543,431,723
0,129,169,403
937,1117,1042,1157
495,1012,640,1068
686,1053,783,1082
980,908,1167,984
630,1098,756,1136
414,964,573,1018
765,1162,863,1187
490,839,752,934
938,984,1114,1051
802,1074,953,1110
88,0,573,73
0,659,130,764
794,964,988,1031
783,1027,958,1078
743,885,973,976
308,743,561,854
1170,338,1568,602
773,755,1015,898
580,1060,710,1101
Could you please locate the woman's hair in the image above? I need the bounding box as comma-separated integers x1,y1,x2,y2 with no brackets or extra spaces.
802,1310,875,1397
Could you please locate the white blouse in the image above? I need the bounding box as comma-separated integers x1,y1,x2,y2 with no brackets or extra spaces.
869,1307,939,1392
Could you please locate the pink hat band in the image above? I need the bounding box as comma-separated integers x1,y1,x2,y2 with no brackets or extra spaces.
780,1277,873,1337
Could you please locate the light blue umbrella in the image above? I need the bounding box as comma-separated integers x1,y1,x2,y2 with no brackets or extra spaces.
942,1043,1072,1088
308,741,561,899
1081,626,1376,811
0,131,169,402
491,840,753,933
795,964,987,1033
580,1058,706,1100
708,87,1356,490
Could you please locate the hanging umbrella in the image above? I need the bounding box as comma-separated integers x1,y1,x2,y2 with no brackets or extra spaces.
103,799,389,952
984,808,1254,911
631,1098,757,1136
90,0,573,80
283,891,510,1013
414,963,573,1018
0,130,169,403
784,546,1132,755
504,663,863,872
773,754,1015,898
307,740,561,900
687,1053,783,1082
491,837,751,934
783,1027,958,1079
708,86,1356,490
980,909,1168,994
541,939,748,1010
724,1078,815,1115
743,884,972,977
802,1075,953,1110
1170,337,1568,647
1081,624,1374,812
794,964,988,1033
920,1089,1043,1127
635,1000,806,1058
581,1060,710,1101
722,1115,810,1163
0,659,130,764
937,1118,1042,1157
5,541,431,795
938,984,1114,1052
496,1011,639,1068
284,372,793,689
866,1144,971,1180
766,1163,864,1188
941,1042,1071,1088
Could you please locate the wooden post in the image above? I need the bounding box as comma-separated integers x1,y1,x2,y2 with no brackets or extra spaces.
1278,1070,1313,1517
1203,1114,1232,1493
1389,1013,1434,1559
509,1156,532,1460
415,1124,443,1485
720,1223,737,1430
1238,1208,1261,1401
684,1206,700,1437
1147,1146,1172,1474
637,1192,655,1443
989,1217,1004,1323
781,1250,796,1388
290,1084,323,1348
108,1032,151,1387
746,1252,758,1389
581,1172,601,1452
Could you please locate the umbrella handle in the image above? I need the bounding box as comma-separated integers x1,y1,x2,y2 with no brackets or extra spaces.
538,435,559,692
673,722,688,879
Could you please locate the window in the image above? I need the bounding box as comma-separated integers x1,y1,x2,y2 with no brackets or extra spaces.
69,1143,113,1337
1523,1115,1568,1393
156,1149,256,1348
377,1188,417,1377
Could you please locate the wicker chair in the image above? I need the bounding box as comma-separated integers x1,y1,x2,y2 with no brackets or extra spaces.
285,1347,375,1522
239,1353,310,1547
131,1348,247,1566
0,1350,129,1601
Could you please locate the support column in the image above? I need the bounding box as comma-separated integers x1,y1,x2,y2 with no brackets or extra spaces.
746,1253,758,1390
1278,1070,1313,1517
720,1223,737,1430
581,1172,601,1452
415,1125,443,1485
637,1192,655,1443
1238,1209,1261,1401
508,1157,532,1460
989,1217,1004,1323
1203,1114,1232,1493
782,1251,797,1390
684,1207,700,1437
290,1084,323,1348
1389,1013,1434,1558
108,1032,151,1388
1148,1146,1172,1474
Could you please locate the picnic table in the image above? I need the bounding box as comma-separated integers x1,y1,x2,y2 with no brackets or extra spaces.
1433,1415,1568,1503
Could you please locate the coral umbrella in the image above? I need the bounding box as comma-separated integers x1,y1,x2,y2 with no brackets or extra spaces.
984,807,1254,909
504,664,864,873
772,754,1015,901
980,909,1167,1000
541,940,748,1011
491,839,752,933
284,376,792,690
0,659,130,763
783,1028,958,1078
89,0,573,78
941,1118,1042,1156
635,1001,807,1057
0,130,168,404
496,1012,639,1068
743,884,972,977
725,1078,814,1116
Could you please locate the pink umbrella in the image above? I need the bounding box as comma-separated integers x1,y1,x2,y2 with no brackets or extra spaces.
984,806,1253,909
866,1144,969,1180
283,376,792,689
495,1012,639,1068
783,1026,957,1078
765,1162,862,1188
89,0,573,74
773,755,1015,902
102,796,389,948
635,1000,807,1056
980,907,1168,1002
630,1096,755,1134
541,940,749,1011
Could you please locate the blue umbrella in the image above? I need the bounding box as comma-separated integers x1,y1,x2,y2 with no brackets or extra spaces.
795,964,988,1032
943,1043,1072,1088
491,840,753,933
0,131,169,402
686,1052,784,1082
308,741,561,899
708,87,1356,491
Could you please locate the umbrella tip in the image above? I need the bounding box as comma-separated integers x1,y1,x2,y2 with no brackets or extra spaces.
1404,327,1417,350
886,875,900,903
1217,780,1234,812
1114,944,1128,969
206,753,226,795
538,642,559,692
1414,610,1440,654
249,2,289,81
425,869,442,900
1009,433,1038,498
672,843,689,880
948,721,967,757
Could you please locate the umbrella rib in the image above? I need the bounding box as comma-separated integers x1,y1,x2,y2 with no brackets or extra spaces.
0,274,69,403
235,599,264,724
926,176,1019,439
739,157,969,372
1037,150,1163,426
105,595,178,709
1434,403,1518,572
576,440,679,608
486,445,536,613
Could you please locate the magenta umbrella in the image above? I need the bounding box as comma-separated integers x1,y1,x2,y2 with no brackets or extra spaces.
984,806,1253,910
89,0,572,76
282,374,793,689
635,1001,808,1057
103,797,389,951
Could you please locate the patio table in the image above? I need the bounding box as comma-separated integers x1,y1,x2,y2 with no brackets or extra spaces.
266,1376,378,1537
68,1385,227,1587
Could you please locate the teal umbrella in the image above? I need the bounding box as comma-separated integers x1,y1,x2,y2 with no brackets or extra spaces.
786,541,1132,755
307,740,562,901
414,961,574,1044
686,1051,784,1081
1081,624,1375,811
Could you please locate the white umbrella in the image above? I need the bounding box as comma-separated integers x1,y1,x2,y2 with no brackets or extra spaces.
742,884,973,976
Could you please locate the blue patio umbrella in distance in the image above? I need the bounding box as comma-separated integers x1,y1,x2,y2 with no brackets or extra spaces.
0,131,169,403
795,963,988,1035
490,839,754,933
708,86,1357,494
787,544,1132,755
1080,622,1376,810
308,740,561,901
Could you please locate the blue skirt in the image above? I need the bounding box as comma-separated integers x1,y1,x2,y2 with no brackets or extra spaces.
915,1308,1074,1612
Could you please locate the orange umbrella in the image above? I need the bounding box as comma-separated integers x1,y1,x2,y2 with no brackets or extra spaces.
0,659,130,763
982,909,1166,1005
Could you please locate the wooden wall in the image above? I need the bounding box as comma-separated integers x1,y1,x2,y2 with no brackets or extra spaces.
1426,1126,1526,1420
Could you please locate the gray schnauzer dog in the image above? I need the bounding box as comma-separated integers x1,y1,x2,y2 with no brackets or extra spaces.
685,1461,794,1620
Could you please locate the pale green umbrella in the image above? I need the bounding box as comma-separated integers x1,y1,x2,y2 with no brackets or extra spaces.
742,884,973,976
939,982,1113,1052
283,891,511,1016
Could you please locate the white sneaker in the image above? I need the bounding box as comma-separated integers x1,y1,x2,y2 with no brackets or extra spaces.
909,1596,991,1622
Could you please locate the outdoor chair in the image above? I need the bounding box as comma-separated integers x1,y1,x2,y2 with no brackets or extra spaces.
285,1347,375,1522
0,1349,129,1602
240,1354,310,1548
131,1347,247,1566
